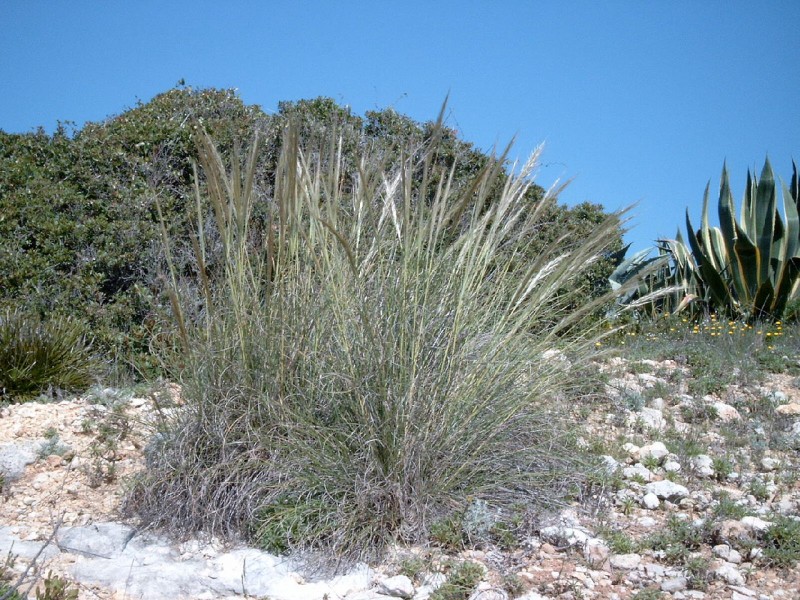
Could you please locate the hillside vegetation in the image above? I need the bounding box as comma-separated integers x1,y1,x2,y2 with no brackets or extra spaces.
0,87,620,398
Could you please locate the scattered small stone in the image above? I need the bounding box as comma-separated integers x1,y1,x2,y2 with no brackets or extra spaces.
711,560,745,586
712,544,742,564
637,516,657,528
728,585,757,598
539,542,556,555
638,441,668,462
622,442,641,461
375,574,414,599
583,538,610,567
638,373,663,388
690,454,715,478
623,463,654,481
644,480,689,502
759,456,780,471
634,407,666,430
660,576,688,592
775,402,800,415
540,526,590,549
609,554,641,570
468,582,507,600
642,493,660,510
600,455,620,474
712,401,741,421
740,516,772,534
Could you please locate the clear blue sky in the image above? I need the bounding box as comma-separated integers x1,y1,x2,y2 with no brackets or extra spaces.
2,1,798,253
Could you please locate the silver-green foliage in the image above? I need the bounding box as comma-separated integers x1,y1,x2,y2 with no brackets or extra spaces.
129,111,622,561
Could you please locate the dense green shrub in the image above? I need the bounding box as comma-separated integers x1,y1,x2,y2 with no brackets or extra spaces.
0,88,265,379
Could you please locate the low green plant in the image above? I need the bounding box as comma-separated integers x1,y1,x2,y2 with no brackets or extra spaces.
82,403,130,487
489,521,518,551
501,572,525,598
630,589,663,600
748,479,771,502
0,551,22,600
0,310,96,403
711,456,735,481
641,455,661,471
251,495,337,555
126,111,622,561
598,526,638,554
35,573,78,600
430,561,483,600
396,554,430,582
619,495,637,516
644,515,710,565
430,516,465,551
711,492,749,520
680,400,718,424
685,555,710,591
36,431,71,460
760,515,800,568
0,584,23,600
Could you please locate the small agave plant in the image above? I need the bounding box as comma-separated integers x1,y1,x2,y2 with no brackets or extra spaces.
683,159,800,321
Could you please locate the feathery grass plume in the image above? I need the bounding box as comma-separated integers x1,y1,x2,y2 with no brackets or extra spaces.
127,107,624,564
0,309,96,402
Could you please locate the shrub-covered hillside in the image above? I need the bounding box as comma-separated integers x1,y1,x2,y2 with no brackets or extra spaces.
0,86,621,395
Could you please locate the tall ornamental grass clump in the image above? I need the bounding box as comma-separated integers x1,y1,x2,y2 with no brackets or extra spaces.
127,112,623,562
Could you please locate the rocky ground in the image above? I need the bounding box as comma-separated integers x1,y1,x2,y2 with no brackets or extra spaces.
1,356,799,600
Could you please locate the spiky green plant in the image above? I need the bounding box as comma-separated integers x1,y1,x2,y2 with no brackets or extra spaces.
0,310,96,402
606,241,694,316
619,160,800,321
682,159,800,321
127,109,623,562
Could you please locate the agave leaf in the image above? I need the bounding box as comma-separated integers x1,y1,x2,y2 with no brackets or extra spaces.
754,159,777,285
777,180,800,271
686,210,734,312
608,247,658,291
732,219,760,302
773,256,800,317
718,163,738,260
752,281,775,320
700,183,724,272
606,243,632,266
707,227,728,277
741,168,756,237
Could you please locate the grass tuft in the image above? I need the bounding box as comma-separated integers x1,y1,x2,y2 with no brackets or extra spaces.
126,113,622,563
0,309,96,403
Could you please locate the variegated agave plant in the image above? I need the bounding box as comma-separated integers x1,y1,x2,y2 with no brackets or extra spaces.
611,160,800,322
683,159,800,321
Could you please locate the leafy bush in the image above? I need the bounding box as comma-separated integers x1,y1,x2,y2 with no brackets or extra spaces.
0,88,264,381
0,309,96,402
125,113,621,562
